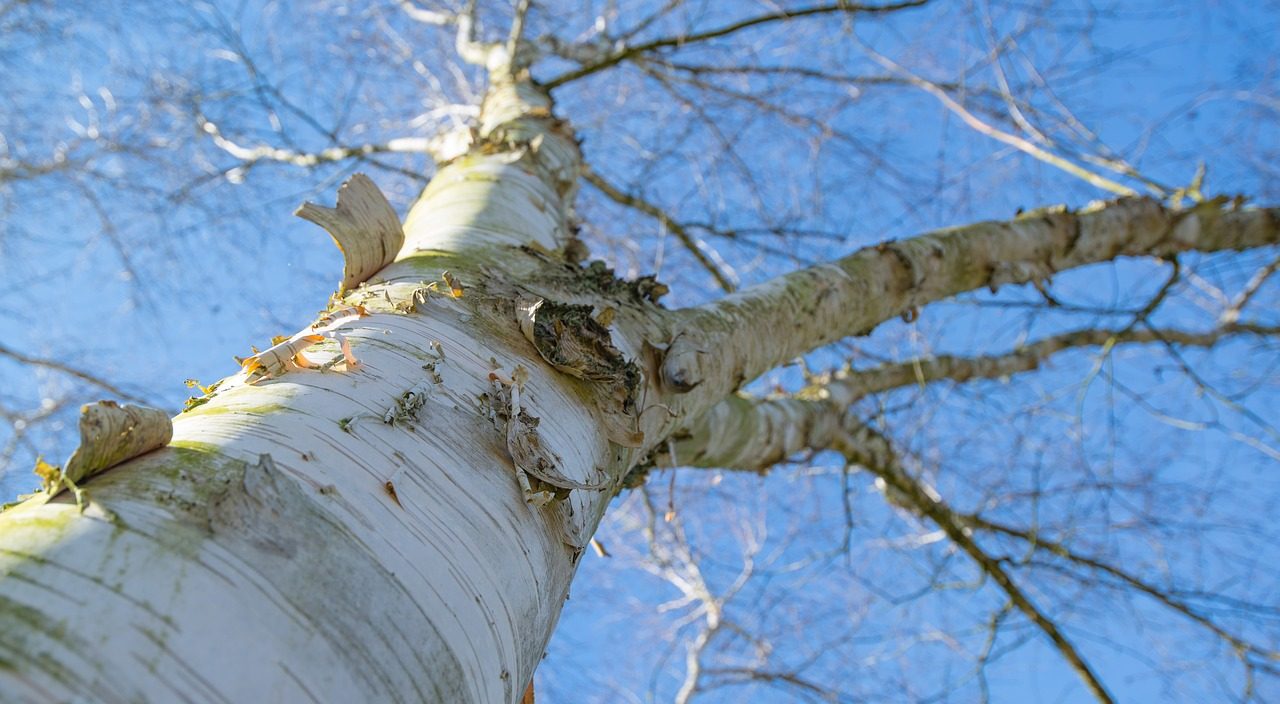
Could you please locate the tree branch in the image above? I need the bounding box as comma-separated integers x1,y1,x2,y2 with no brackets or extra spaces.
958,513,1280,671
835,422,1116,703
656,197,1280,410
0,342,149,404
399,0,502,68
860,44,1141,197
583,165,738,292
659,321,1278,471
656,392,1120,701
197,116,441,166
543,1,930,90
656,316,1280,695
801,322,1280,408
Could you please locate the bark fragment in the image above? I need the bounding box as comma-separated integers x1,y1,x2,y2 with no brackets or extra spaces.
295,173,405,294
35,400,172,504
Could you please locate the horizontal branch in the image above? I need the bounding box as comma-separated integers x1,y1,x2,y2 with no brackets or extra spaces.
804,322,1280,406
197,117,439,166
658,197,1280,408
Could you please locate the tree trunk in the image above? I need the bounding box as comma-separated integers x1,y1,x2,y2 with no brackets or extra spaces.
0,76,631,704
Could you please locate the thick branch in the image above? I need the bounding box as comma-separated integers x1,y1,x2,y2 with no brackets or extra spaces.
658,197,1280,408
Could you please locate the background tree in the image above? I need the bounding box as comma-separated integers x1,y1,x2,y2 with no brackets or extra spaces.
1,1,1278,702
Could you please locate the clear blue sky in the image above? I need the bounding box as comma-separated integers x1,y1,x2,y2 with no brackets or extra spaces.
1,2,1277,701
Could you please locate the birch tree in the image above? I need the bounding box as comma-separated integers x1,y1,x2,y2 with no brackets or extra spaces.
1,1,1278,702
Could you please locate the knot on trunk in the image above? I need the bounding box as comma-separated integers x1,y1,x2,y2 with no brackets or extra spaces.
516,295,644,447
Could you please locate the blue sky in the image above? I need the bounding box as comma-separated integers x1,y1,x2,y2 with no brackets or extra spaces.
1,1,1278,701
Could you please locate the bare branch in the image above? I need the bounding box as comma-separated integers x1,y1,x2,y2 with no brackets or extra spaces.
0,342,149,404
805,322,1280,407
1222,254,1280,324
658,197,1280,410
660,320,1277,473
543,1,931,90
196,115,448,166
959,512,1280,671
397,0,452,25
835,422,1115,703
583,165,738,292
399,0,503,68
860,44,1142,198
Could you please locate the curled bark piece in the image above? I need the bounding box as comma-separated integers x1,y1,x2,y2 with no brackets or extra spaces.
295,173,404,294
37,400,172,497
235,307,366,383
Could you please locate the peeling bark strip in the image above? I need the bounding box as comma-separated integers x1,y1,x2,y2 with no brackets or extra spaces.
662,197,1280,404
296,173,405,294
34,400,171,500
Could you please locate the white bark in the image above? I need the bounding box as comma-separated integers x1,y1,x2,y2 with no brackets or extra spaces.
0,77,614,704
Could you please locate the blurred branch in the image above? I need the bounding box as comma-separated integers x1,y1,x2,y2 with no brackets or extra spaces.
1222,254,1280,324
400,0,504,68
196,115,440,166
0,342,148,404
860,45,1143,198
634,486,760,704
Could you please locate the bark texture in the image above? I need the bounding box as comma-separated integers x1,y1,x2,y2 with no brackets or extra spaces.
0,77,621,704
